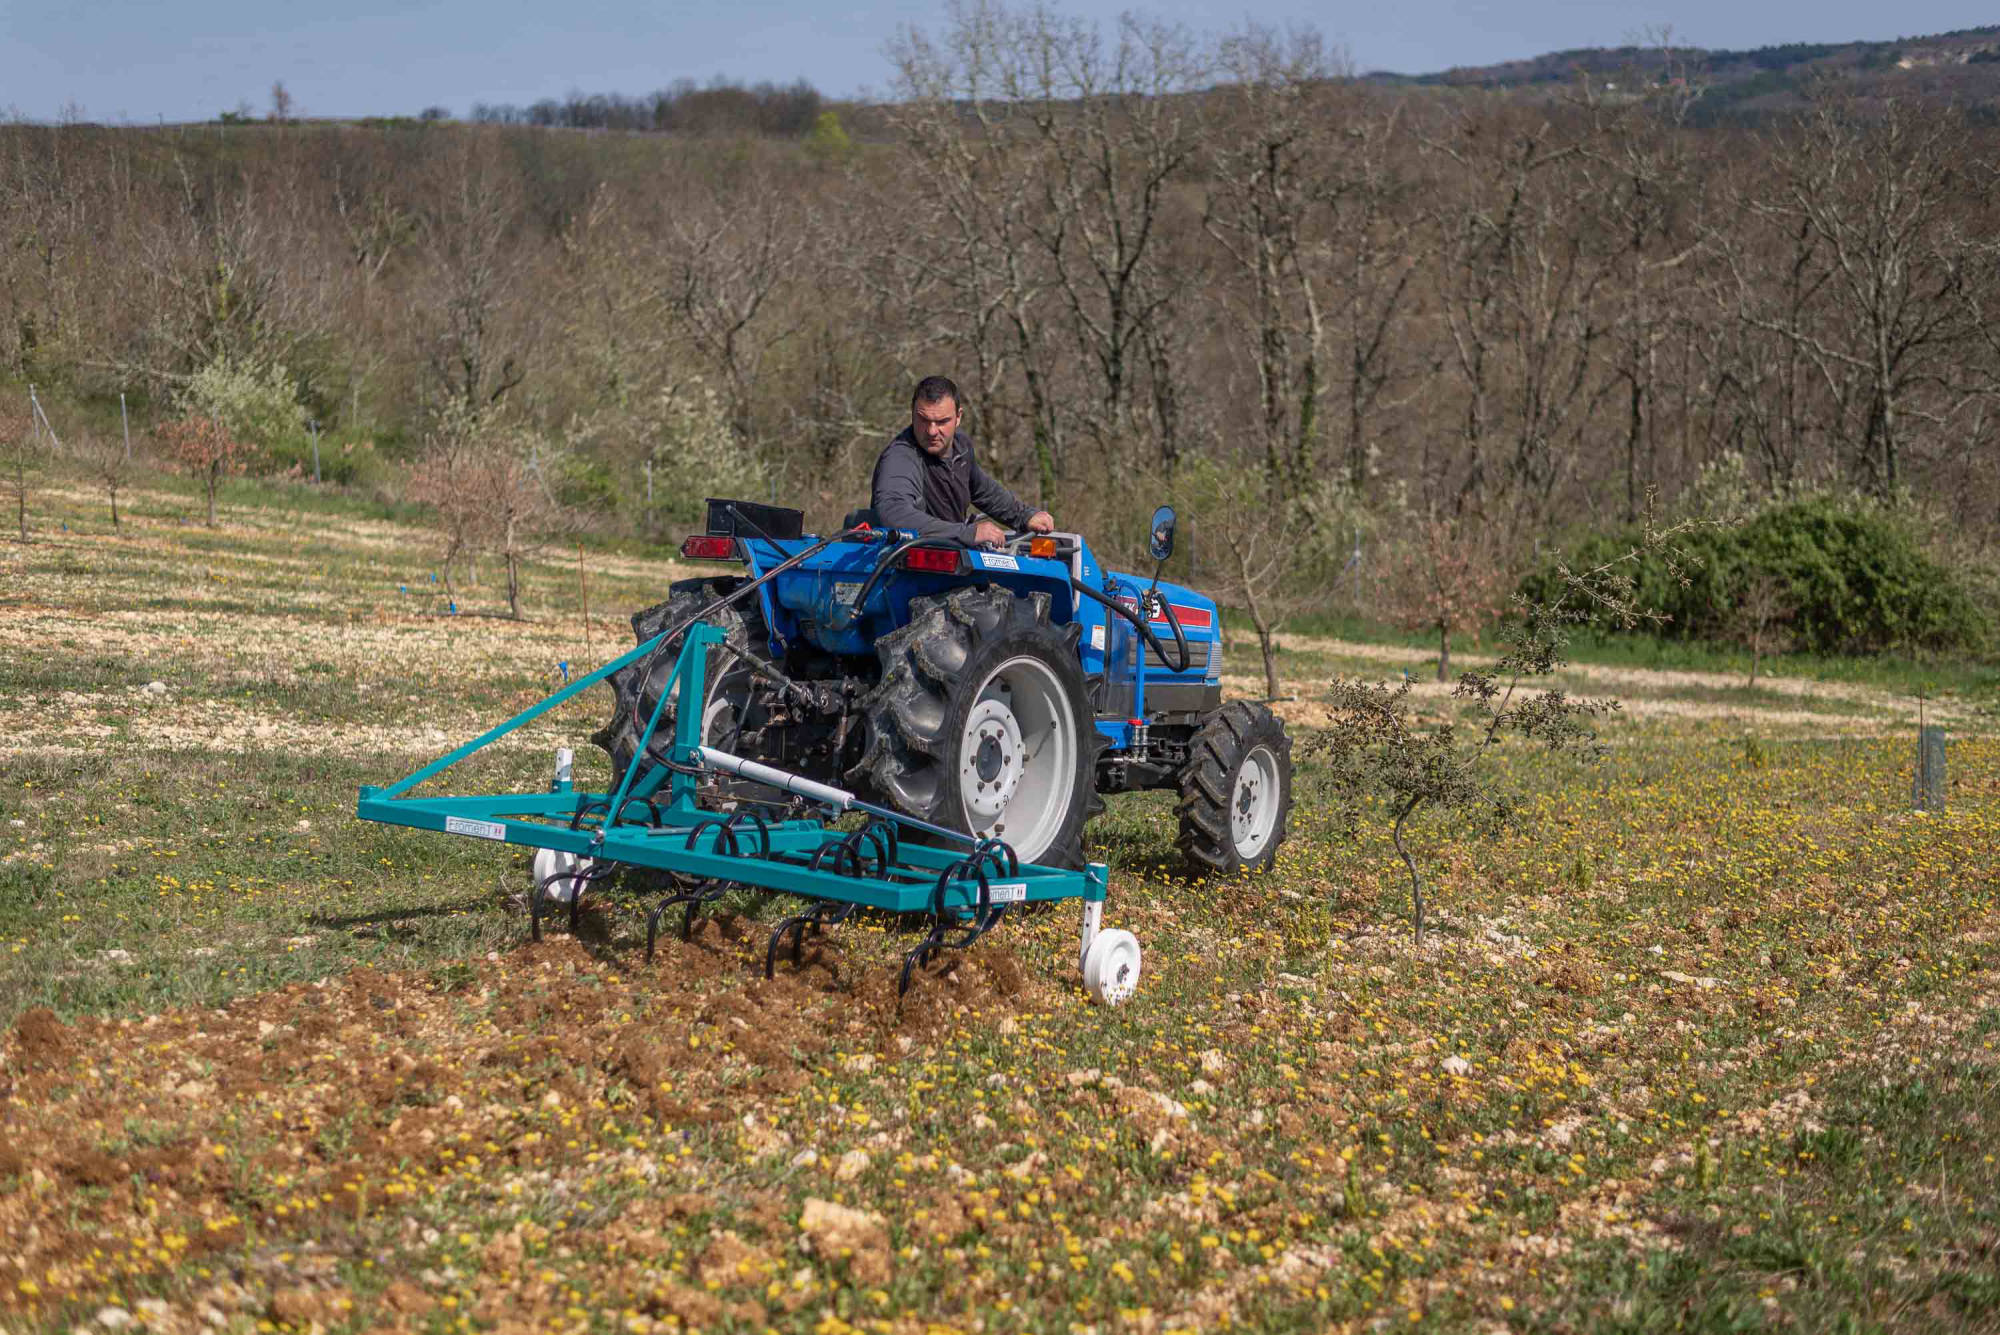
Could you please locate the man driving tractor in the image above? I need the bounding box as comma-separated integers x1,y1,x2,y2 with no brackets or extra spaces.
871,375,1054,547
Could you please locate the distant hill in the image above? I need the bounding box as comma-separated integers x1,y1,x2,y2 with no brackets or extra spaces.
1363,24,2000,121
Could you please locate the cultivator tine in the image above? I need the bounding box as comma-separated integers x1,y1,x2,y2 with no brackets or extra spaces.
897,845,1017,996
643,878,725,960
850,818,899,877
529,854,608,942
764,899,859,979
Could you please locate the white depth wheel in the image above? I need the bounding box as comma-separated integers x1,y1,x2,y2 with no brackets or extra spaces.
1082,928,1142,1006
532,847,593,905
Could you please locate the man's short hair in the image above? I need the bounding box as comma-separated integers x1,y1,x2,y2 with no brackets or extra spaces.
912,375,960,412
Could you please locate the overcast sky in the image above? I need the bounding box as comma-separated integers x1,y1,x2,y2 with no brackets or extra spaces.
6,0,1997,124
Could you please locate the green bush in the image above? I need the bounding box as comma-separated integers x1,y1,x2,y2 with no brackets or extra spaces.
177,355,309,470
1523,498,1988,656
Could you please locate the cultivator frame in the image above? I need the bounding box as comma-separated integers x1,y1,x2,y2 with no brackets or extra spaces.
355,621,1140,1001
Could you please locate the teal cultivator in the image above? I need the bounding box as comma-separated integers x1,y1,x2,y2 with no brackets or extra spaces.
356,617,1143,1003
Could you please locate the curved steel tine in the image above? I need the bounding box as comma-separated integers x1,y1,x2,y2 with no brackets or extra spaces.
727,810,772,858
764,917,790,979
686,819,743,858
898,937,937,996
645,901,665,961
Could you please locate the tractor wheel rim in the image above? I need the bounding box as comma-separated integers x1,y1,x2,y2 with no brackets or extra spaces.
1231,744,1281,860
958,655,1073,861
701,692,736,746
960,699,1025,821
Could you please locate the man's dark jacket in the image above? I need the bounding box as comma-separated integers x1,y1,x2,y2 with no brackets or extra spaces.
870,427,1036,545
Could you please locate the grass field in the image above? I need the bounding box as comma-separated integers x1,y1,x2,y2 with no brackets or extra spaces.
3,478,1997,1334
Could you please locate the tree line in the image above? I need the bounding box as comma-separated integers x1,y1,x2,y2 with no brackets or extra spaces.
4,3,1997,665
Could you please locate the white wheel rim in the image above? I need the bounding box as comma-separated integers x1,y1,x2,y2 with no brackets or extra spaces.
1231,744,1281,861
1085,929,1141,1005
956,655,1074,863
533,847,590,904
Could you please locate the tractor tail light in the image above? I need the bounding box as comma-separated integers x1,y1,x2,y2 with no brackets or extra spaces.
1028,537,1057,559
681,535,741,561
902,546,963,574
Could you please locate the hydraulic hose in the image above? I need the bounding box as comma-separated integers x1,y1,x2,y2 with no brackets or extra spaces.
829,531,932,630
626,523,871,736
1068,577,1191,675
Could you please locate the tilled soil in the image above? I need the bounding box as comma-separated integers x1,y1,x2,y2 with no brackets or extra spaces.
0,922,1042,1328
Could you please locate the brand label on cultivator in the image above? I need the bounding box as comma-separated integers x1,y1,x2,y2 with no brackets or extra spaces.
445,816,508,841
988,882,1028,904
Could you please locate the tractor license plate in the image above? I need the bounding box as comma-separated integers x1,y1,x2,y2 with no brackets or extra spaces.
988,882,1028,904
445,816,507,841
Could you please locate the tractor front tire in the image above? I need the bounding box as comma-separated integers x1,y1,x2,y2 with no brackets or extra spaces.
1177,701,1293,877
855,586,1105,868
591,577,767,789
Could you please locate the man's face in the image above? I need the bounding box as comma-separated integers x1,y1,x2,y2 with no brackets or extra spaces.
912,397,960,457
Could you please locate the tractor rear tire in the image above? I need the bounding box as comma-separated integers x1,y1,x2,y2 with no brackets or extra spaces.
1177,701,1293,877
854,586,1105,868
591,578,768,788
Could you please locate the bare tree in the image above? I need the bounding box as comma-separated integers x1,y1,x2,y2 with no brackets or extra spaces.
1731,94,1998,498
1381,516,1518,681
886,0,1085,498
1203,26,1338,494
990,3,1209,470
419,134,528,416
1423,108,1617,532
1205,32,1418,502
1723,572,1798,687
1578,88,1704,522
269,81,294,124
159,415,253,526
658,172,807,443
472,435,567,620
74,430,136,529
1171,452,1315,700
410,410,566,618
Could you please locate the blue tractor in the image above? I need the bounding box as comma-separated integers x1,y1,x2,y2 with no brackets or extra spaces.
594,499,1294,873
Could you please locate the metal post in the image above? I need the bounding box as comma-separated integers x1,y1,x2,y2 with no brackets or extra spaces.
1913,697,1947,812
120,393,131,460
28,385,60,452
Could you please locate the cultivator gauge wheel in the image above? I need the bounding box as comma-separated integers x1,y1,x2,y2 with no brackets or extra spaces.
1177,701,1294,877
1081,927,1142,1006
856,587,1106,868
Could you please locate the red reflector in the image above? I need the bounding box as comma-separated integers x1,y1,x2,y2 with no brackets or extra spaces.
1157,603,1213,629
903,547,962,574
680,535,740,561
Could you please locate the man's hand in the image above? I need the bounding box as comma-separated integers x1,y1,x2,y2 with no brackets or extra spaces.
972,519,1008,548
1027,511,1055,533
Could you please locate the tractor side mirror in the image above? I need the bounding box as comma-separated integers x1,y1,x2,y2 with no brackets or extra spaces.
1148,506,1177,562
